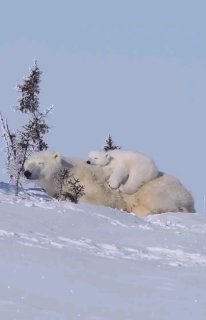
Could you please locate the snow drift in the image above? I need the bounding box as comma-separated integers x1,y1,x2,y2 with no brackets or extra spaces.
0,182,206,320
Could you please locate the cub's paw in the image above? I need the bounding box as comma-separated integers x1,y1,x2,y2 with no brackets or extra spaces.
107,178,119,189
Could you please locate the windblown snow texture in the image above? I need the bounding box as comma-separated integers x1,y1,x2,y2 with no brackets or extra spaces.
0,182,206,320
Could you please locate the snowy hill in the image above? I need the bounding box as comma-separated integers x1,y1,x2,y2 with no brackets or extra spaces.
0,182,206,320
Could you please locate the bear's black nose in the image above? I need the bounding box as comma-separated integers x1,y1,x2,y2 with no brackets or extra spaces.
24,170,32,178
86,160,91,164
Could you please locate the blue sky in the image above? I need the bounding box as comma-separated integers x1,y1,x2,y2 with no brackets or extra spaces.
0,0,206,211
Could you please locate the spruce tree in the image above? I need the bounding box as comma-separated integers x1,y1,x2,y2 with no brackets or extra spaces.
0,61,51,195
104,134,121,151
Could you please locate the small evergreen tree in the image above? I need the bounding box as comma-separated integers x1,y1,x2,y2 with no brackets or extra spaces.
66,177,85,203
104,134,121,151
54,168,72,200
54,168,85,203
0,61,52,195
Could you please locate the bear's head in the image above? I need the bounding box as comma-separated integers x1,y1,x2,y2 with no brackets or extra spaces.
24,150,72,181
86,150,111,166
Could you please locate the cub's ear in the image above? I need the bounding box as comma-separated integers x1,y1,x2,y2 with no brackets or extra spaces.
105,153,110,160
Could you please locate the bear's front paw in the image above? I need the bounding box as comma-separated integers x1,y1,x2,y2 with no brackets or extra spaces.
107,178,119,189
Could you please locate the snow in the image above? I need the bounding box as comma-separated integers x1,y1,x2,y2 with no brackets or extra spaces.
0,182,206,319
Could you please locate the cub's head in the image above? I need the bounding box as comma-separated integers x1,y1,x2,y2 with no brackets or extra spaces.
24,150,67,181
86,150,111,166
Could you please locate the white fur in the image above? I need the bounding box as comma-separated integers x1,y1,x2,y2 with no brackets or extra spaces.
24,150,195,217
87,149,159,194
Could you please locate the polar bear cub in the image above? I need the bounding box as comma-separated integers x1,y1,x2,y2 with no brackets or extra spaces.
87,149,159,194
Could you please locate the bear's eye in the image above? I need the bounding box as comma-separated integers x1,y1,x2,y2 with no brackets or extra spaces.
38,162,44,166
94,157,98,160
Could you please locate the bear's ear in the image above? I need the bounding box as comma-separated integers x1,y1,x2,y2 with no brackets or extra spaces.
53,152,61,161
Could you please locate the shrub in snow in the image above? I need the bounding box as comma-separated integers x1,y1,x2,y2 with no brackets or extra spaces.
54,168,85,203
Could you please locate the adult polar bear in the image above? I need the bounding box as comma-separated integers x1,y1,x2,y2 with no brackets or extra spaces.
87,149,159,194
24,150,195,217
